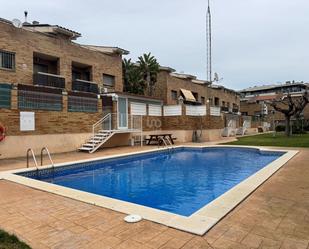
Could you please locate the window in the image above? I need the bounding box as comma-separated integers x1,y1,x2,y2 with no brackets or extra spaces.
103,74,115,87
171,90,177,100
0,50,15,70
214,97,220,106
0,84,12,108
201,96,205,105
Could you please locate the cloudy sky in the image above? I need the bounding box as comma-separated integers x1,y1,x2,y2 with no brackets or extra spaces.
2,0,308,90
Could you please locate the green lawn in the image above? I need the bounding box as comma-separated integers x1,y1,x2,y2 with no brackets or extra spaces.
0,230,31,249
225,133,309,148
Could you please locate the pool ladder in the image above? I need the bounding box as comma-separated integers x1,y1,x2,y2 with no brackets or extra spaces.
159,137,174,152
27,147,54,169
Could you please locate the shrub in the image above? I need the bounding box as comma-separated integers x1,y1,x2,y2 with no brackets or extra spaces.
275,125,285,132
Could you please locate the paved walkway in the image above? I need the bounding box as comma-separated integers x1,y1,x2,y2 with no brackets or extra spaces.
0,146,308,249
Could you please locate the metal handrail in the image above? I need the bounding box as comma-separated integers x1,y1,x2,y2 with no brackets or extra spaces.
92,113,112,149
41,147,54,168
27,148,39,168
158,137,173,151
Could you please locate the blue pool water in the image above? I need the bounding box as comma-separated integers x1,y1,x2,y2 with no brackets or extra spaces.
19,147,283,216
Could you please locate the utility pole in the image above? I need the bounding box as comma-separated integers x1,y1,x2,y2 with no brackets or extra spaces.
206,0,212,83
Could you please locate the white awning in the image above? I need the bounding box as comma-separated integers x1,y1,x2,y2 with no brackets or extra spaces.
180,89,196,102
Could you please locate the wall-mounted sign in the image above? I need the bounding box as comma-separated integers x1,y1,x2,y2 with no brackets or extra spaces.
20,112,35,131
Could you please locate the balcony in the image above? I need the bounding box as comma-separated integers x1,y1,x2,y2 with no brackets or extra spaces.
72,79,99,94
221,106,229,112
33,72,65,89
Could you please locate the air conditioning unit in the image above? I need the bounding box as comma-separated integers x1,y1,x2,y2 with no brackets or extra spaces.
99,87,108,94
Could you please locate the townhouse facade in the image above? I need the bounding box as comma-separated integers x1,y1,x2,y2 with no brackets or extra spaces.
0,16,244,158
239,82,309,127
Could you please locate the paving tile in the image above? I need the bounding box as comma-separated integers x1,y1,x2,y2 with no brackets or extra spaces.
258,237,282,249
181,237,212,249
158,237,188,249
241,233,263,248
116,239,151,249
219,226,249,243
212,237,251,249
144,232,174,249
280,238,309,249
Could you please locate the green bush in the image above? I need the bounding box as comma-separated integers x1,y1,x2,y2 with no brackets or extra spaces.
275,125,285,132
0,230,31,249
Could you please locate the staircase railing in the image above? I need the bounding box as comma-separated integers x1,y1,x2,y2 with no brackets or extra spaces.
93,113,111,140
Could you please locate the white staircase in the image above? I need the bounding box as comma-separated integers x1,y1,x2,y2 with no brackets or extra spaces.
79,130,114,153
78,112,143,153
79,113,115,153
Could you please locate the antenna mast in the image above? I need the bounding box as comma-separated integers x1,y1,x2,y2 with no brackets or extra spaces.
206,0,212,83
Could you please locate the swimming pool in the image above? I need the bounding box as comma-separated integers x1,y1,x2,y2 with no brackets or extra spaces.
19,147,284,216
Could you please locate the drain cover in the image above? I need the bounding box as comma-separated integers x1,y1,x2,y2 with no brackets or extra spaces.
124,214,142,223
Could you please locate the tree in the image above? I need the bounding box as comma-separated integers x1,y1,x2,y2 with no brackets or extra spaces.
137,53,160,96
122,58,145,94
270,92,308,136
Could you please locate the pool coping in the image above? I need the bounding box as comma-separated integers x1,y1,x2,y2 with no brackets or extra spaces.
0,145,298,235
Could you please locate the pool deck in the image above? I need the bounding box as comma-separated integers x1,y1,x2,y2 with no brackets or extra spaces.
0,143,308,249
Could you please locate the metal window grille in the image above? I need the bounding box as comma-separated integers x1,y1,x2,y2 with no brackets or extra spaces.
0,84,12,108
68,95,98,113
18,90,62,111
0,50,15,70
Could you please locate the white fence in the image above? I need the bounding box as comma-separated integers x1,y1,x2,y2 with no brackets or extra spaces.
163,105,182,116
185,105,207,116
210,106,221,116
148,104,162,116
131,102,146,115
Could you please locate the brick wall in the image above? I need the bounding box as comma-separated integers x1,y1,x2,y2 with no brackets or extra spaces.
0,22,123,92
0,88,103,136
153,70,240,110
208,87,240,110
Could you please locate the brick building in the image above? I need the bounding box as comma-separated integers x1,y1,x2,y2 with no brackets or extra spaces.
154,67,240,110
239,82,309,127
0,16,243,158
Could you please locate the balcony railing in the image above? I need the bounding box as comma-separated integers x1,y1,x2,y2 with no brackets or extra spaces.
72,79,99,94
221,106,229,112
33,72,65,89
232,108,239,113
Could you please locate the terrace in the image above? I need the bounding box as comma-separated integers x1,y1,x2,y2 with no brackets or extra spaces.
0,143,308,249
33,52,65,89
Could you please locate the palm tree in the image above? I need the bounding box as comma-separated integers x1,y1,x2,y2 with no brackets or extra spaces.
122,58,134,92
137,53,160,96
122,58,145,94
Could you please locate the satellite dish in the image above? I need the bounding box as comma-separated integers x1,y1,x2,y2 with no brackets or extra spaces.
214,72,219,82
12,19,22,28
